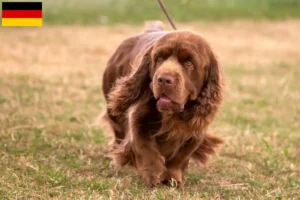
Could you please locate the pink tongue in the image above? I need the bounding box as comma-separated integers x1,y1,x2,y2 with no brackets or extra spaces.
160,95,171,103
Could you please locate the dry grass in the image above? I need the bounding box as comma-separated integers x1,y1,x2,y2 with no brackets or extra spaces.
0,20,299,199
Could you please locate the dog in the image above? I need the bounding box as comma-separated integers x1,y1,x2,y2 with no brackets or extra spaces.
102,21,224,187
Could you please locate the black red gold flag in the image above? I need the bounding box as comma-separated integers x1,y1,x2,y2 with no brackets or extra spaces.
2,2,42,27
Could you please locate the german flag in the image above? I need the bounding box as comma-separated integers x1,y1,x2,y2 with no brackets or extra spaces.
2,2,42,27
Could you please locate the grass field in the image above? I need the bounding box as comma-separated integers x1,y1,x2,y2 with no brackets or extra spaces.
43,0,300,24
0,20,300,199
1,0,300,25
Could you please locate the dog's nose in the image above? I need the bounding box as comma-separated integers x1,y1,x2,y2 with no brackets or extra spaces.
157,74,175,86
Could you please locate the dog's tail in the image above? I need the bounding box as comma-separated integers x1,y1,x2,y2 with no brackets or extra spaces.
144,20,165,33
192,133,224,165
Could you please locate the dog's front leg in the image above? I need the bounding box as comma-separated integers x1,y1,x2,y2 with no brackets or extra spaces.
129,103,166,188
132,136,166,188
164,137,202,186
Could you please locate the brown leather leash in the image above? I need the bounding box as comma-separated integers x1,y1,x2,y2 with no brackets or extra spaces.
157,0,177,30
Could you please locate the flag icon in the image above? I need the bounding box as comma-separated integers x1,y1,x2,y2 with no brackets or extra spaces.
2,2,42,27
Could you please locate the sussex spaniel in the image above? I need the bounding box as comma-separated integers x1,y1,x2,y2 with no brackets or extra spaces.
102,21,224,187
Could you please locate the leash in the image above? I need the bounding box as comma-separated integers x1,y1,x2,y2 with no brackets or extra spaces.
157,0,177,30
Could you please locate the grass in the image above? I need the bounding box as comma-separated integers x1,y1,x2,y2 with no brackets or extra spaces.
2,0,300,25
42,0,300,24
0,20,300,199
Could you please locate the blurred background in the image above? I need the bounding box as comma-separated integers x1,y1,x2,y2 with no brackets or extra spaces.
44,0,300,24
0,0,299,199
45,0,300,24
1,0,300,25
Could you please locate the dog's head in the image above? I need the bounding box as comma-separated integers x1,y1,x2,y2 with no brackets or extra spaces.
134,31,221,115
146,31,210,113
109,30,223,120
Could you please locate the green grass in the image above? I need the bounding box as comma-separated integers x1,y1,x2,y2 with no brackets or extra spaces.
45,0,300,24
44,0,300,24
1,65,299,198
0,23,299,199
1,0,300,25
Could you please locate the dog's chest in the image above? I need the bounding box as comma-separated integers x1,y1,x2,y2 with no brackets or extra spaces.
155,120,194,159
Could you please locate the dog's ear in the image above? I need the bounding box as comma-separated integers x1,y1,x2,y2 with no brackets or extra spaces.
108,47,152,117
188,52,224,128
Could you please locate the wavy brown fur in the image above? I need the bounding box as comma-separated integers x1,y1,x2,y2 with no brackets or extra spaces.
102,21,224,188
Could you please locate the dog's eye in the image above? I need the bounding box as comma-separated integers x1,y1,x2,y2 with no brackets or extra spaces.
157,56,164,64
184,60,194,70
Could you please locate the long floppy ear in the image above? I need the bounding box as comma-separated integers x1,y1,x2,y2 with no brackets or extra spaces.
107,48,152,117
190,52,224,128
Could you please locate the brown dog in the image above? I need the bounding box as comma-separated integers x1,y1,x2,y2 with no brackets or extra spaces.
102,21,224,187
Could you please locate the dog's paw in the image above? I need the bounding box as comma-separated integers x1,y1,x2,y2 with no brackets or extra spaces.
139,164,166,188
142,172,162,188
162,167,184,188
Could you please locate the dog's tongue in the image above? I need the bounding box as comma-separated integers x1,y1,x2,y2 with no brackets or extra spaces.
159,94,171,103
